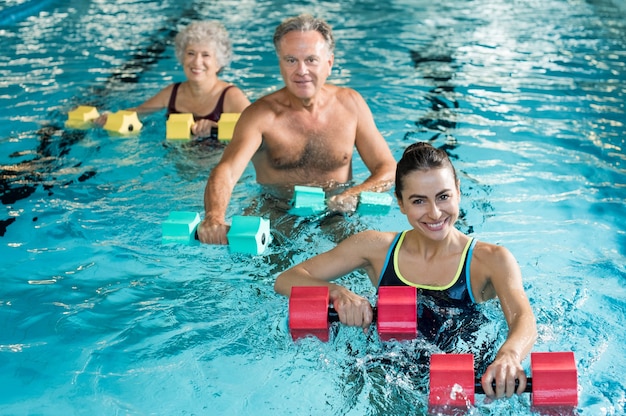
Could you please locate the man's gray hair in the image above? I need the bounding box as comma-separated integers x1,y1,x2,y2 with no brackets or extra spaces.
273,14,335,54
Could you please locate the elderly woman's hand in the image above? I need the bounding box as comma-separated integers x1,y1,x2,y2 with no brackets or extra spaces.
191,119,218,137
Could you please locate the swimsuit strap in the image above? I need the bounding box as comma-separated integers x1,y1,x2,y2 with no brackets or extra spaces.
376,231,404,287
166,82,182,117
209,85,233,118
193,84,235,121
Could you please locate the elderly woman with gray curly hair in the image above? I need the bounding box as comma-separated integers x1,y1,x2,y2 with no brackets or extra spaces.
98,21,250,139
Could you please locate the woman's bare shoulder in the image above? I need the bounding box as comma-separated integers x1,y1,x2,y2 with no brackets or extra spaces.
342,230,398,250
472,240,516,264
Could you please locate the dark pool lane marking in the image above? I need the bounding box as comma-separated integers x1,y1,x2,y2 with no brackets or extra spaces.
0,6,202,236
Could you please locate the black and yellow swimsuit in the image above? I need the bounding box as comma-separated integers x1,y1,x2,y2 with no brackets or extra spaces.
377,231,477,305
376,231,482,346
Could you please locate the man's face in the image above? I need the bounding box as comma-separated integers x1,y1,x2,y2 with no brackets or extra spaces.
277,30,334,101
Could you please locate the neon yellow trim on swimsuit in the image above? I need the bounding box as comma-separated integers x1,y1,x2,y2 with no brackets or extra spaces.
392,231,474,290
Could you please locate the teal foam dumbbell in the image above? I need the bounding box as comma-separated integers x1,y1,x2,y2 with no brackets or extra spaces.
226,215,271,254
356,191,393,215
161,211,270,255
289,186,327,216
289,185,393,216
161,211,202,245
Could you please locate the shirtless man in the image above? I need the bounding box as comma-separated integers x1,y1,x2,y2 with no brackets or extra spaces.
197,14,396,244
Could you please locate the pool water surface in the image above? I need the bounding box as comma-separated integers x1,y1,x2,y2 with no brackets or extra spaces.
1,0,625,415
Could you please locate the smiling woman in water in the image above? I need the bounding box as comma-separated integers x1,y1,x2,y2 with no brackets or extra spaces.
274,141,538,401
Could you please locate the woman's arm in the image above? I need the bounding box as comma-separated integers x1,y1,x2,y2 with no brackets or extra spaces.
192,85,250,137
131,84,174,114
223,85,251,113
274,231,386,329
476,244,538,399
93,85,173,126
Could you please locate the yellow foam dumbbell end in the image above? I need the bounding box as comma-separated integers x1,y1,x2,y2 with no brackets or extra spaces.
103,110,143,135
217,113,240,143
166,113,195,140
65,106,100,129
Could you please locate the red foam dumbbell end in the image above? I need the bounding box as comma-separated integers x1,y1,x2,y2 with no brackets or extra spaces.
531,351,578,407
376,286,417,341
289,286,331,342
429,353,476,409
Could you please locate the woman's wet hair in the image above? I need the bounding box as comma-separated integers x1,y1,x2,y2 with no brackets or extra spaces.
174,21,233,71
273,14,335,55
395,142,458,199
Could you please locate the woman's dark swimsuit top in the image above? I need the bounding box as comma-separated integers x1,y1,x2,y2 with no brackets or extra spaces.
166,83,233,122
377,231,492,369
377,231,477,307
377,231,483,346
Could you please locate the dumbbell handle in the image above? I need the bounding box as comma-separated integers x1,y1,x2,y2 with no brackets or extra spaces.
328,305,378,323
474,378,532,394
329,312,535,394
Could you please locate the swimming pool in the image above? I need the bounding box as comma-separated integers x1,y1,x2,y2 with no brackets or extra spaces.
1,0,624,414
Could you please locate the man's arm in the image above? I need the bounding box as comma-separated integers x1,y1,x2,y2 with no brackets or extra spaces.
196,106,264,244
328,90,396,212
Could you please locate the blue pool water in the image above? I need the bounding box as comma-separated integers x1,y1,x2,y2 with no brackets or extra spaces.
1,0,625,414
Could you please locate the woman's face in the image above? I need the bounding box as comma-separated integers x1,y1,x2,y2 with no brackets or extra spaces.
397,167,460,240
182,42,220,82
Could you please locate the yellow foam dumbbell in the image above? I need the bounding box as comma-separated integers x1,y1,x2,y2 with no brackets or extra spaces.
65,106,100,129
166,113,195,140
103,110,143,135
217,113,240,143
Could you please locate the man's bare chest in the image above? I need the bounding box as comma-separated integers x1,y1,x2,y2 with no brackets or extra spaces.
261,112,355,171
261,132,352,171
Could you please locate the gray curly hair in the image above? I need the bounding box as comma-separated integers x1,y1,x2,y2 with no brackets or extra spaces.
174,21,233,71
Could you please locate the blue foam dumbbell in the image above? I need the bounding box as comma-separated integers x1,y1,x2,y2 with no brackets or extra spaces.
289,186,327,216
356,191,393,215
161,211,271,255
161,211,202,245
289,186,393,216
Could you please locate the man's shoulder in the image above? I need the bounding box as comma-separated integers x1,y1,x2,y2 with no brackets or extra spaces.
241,92,283,122
323,84,365,109
323,83,360,96
248,89,287,112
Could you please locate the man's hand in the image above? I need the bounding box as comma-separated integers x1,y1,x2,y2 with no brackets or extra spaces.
196,218,230,245
327,193,359,213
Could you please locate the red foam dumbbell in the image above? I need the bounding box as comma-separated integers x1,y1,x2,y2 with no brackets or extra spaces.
428,352,578,412
289,286,333,341
288,286,417,342
376,286,418,341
